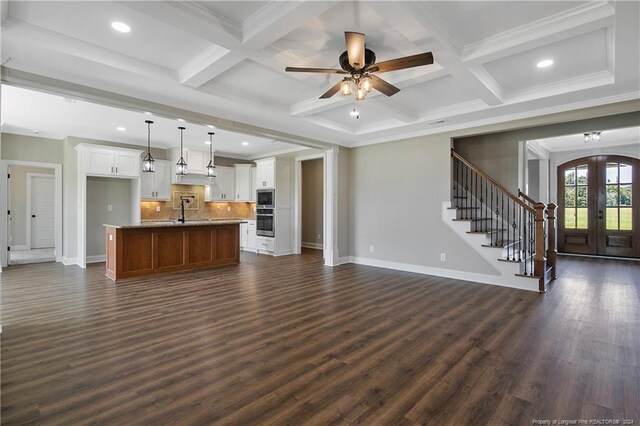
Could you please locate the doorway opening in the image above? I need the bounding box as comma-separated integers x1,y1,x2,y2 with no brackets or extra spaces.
558,155,639,257
1,161,62,266
294,153,326,258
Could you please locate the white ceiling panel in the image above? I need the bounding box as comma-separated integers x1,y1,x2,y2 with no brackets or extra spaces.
432,1,581,46
199,59,319,108
389,76,477,113
7,1,209,70
484,29,610,94
196,1,266,24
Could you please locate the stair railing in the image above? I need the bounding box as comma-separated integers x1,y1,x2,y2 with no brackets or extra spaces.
518,189,558,282
452,149,546,285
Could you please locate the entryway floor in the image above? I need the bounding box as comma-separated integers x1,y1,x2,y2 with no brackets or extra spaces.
9,248,55,265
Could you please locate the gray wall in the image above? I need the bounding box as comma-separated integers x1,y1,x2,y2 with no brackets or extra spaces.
9,166,55,247
454,133,521,192
86,177,132,258
1,133,64,163
301,158,323,245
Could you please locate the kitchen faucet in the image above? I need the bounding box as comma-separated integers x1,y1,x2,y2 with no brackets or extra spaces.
178,196,195,223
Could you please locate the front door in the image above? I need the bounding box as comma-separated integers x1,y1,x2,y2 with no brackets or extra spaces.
558,155,639,257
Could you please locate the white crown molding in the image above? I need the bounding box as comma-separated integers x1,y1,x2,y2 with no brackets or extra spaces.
468,65,504,102
462,1,615,65
242,1,300,43
526,140,550,160
178,44,242,87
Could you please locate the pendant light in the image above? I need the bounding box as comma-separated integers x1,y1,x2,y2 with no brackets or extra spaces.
176,126,187,176
206,132,217,178
142,120,155,173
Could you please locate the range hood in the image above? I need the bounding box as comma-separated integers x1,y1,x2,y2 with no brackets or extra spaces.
174,174,213,186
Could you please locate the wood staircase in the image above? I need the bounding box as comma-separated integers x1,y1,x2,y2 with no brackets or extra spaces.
448,149,557,292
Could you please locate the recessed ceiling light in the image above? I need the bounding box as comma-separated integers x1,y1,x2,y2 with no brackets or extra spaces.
537,59,553,68
207,124,215,129
242,142,249,146
117,127,126,131
111,21,131,33
177,118,186,122
204,140,212,145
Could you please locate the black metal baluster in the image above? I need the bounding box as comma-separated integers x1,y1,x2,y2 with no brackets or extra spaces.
507,198,511,260
490,184,494,246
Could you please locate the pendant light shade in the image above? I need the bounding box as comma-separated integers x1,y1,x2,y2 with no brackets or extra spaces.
176,126,187,176
142,120,155,173
206,132,217,178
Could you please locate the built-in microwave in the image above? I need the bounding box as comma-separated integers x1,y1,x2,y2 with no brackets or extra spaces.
257,189,275,208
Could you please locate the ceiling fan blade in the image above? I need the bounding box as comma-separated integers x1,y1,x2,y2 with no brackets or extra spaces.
285,67,347,74
345,31,366,70
370,74,400,97
319,80,343,99
369,52,434,73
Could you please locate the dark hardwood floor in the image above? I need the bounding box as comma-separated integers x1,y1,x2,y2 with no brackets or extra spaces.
1,251,638,425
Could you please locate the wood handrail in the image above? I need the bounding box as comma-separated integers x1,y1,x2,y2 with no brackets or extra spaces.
518,189,537,206
451,149,535,214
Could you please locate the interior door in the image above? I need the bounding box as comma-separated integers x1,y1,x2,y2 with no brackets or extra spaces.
558,155,639,258
30,174,55,249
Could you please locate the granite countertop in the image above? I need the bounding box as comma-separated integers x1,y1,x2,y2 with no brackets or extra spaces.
105,219,248,229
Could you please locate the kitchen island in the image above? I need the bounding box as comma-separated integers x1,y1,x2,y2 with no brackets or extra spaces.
104,220,243,281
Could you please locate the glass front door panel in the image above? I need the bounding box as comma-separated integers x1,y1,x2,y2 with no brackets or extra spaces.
605,162,633,231
564,165,588,229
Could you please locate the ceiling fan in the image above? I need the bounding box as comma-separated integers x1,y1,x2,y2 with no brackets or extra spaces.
285,31,433,100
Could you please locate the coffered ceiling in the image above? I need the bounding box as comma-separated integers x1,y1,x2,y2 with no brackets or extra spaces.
1,1,639,149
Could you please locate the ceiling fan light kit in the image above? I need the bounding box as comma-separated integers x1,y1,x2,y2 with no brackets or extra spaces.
286,31,433,101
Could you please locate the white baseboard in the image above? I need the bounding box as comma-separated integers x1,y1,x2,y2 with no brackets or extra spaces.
335,256,352,265
241,247,258,253
347,256,539,292
10,245,29,251
86,255,106,263
62,256,78,266
274,250,295,257
302,242,323,250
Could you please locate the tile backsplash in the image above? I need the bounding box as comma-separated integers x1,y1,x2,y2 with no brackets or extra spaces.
141,184,256,221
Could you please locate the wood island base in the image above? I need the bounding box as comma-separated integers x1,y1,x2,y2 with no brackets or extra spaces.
105,223,240,281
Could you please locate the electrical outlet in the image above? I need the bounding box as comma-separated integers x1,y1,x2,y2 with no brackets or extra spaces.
156,206,161,213
440,253,446,262
317,233,322,240
107,204,113,212
369,245,374,253
227,206,231,212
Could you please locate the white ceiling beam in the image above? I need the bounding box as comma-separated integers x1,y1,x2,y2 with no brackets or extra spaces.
117,1,242,49
612,1,639,85
179,46,245,87
241,1,338,48
290,65,448,117
461,1,615,66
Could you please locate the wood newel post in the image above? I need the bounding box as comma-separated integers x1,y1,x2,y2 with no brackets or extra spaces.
533,202,546,279
546,203,557,280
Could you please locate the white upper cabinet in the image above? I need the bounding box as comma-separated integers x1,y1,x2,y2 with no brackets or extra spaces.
234,164,253,201
255,158,275,188
77,144,142,178
114,151,141,177
250,167,257,202
205,166,235,201
141,159,171,200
